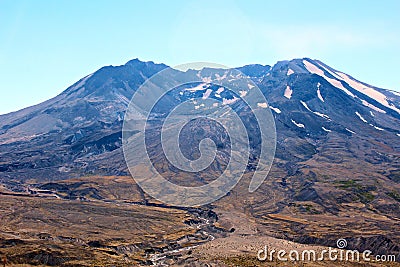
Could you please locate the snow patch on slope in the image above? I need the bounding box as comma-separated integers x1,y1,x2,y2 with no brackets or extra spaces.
312,61,400,114
284,85,293,99
360,100,386,113
291,119,305,128
194,104,205,110
270,106,281,113
303,60,356,98
257,102,268,108
287,69,294,75
185,83,207,92
355,111,367,123
202,89,212,99
335,71,400,114
216,87,224,94
222,97,239,105
314,112,330,120
239,90,248,97
300,101,312,112
300,100,329,119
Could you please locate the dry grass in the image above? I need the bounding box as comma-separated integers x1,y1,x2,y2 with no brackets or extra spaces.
0,192,195,266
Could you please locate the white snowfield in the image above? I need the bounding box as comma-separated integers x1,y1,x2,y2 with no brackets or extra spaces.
303,59,400,114
291,119,305,128
300,100,330,120
335,71,399,114
257,102,268,108
284,85,293,99
300,100,312,112
216,87,224,94
194,103,205,110
303,60,355,98
185,83,207,92
367,123,384,131
287,68,294,76
346,128,356,134
222,97,239,105
239,90,248,97
269,106,281,113
355,111,367,123
322,127,331,132
314,112,330,120
202,89,212,99
374,126,384,131
361,99,386,113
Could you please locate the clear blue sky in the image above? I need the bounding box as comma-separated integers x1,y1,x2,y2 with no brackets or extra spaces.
1,0,399,115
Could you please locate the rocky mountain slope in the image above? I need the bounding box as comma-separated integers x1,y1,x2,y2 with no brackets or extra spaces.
0,57,400,263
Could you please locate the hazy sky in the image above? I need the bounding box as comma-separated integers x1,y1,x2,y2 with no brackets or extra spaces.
1,0,399,115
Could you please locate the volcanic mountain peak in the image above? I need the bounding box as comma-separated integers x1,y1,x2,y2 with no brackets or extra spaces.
269,58,400,117
0,57,400,185
1,57,400,265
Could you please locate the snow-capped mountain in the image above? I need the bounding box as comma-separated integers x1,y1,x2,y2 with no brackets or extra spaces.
259,58,400,136
0,58,399,185
1,57,400,256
